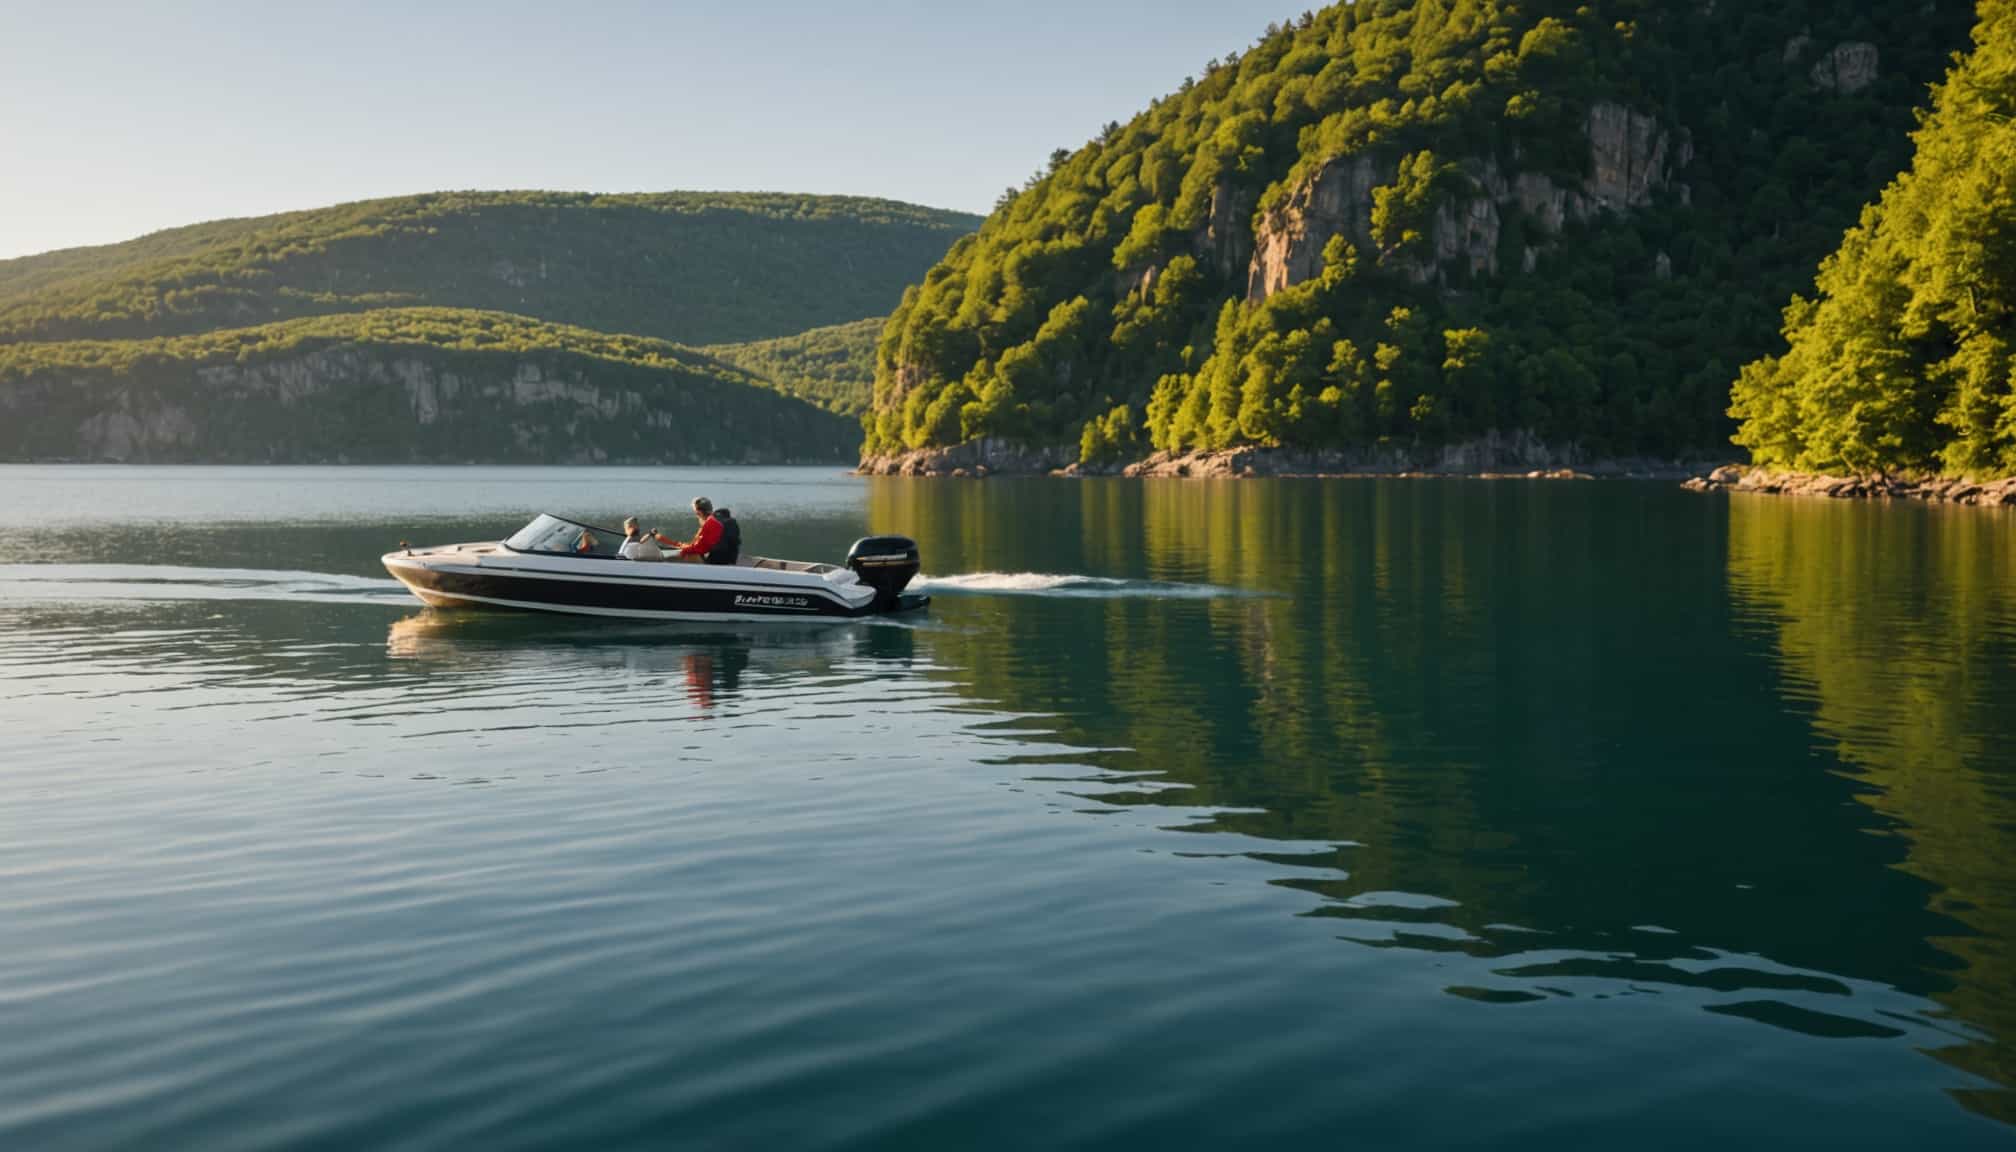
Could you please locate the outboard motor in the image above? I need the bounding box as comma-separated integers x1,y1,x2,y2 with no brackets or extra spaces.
846,536,921,610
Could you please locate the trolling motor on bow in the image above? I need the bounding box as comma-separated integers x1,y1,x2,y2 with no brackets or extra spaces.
846,536,921,611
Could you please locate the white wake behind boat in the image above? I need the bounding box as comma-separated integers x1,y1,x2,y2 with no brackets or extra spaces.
383,514,928,621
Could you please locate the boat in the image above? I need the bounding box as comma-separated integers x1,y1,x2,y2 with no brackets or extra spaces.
382,513,928,621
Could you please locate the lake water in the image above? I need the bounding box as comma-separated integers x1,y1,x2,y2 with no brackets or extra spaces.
2,465,2013,1149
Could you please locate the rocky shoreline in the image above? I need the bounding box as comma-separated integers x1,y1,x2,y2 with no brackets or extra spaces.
854,439,1073,478
857,437,1711,481
1104,448,1707,480
1683,465,2016,506
855,445,2016,508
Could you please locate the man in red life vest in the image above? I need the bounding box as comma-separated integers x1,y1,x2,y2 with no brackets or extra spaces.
657,496,723,563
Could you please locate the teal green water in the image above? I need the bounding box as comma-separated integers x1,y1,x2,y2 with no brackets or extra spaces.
1,466,2013,1149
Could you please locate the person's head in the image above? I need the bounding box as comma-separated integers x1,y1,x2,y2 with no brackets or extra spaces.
692,496,713,518
713,507,732,521
623,516,641,537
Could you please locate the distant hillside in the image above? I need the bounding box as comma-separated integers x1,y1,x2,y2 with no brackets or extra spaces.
866,0,1973,470
701,317,882,418
0,308,859,464
0,192,981,347
1732,0,2016,479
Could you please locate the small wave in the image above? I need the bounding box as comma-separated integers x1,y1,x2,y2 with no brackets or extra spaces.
0,564,413,607
910,572,1249,599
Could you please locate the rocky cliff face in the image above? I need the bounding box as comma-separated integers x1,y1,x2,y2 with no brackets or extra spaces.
1246,154,1391,299
1244,100,1692,301
1197,179,1259,282
1810,42,1881,94
0,345,858,464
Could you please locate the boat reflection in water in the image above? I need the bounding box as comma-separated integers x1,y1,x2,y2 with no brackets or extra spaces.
385,607,931,716
386,608,920,678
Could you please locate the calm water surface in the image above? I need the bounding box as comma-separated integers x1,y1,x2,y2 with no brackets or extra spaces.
1,465,2013,1149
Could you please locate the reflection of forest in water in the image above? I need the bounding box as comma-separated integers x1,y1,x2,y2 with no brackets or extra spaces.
1726,496,2016,1121
8,476,2006,1122
871,478,2016,1121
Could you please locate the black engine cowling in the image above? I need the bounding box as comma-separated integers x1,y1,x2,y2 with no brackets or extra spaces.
846,536,920,610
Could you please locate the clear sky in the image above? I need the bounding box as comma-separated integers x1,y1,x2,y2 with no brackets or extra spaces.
0,0,1299,259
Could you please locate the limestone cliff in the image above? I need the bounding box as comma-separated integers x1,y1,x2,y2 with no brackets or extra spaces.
1197,179,1259,282
1810,42,1881,94
1245,101,1691,301
1246,155,1390,300
0,344,858,464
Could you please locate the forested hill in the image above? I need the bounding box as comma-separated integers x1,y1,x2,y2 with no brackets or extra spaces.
0,192,981,346
865,0,1976,471
1732,0,2016,479
0,309,862,464
700,319,884,417
0,192,976,463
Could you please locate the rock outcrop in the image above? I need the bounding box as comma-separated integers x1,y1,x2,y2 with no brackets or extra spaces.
1197,178,1258,282
1811,42,1880,94
1583,102,1687,211
1245,155,1390,299
1684,464,2016,506
856,438,1074,477
1246,100,1690,301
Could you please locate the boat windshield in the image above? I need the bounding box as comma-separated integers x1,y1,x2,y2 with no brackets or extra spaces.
504,514,623,558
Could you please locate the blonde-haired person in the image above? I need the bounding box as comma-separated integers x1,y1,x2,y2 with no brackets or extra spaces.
618,517,664,561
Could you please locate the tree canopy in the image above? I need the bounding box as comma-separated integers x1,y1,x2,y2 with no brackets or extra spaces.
1731,0,2016,478
866,0,1974,466
699,318,884,417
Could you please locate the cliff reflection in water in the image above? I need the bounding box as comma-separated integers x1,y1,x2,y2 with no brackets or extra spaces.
869,476,2015,1118
1727,495,2016,1122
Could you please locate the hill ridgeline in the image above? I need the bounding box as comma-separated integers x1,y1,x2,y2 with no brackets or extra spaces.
0,193,978,463
0,192,979,347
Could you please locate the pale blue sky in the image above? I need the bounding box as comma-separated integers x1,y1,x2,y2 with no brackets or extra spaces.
0,0,1298,259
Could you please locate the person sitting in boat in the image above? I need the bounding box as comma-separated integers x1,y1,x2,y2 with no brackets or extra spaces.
705,507,741,566
618,517,664,561
659,497,724,563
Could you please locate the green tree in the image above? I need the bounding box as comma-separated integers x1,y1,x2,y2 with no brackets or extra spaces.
1732,0,2016,477
867,0,1975,464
